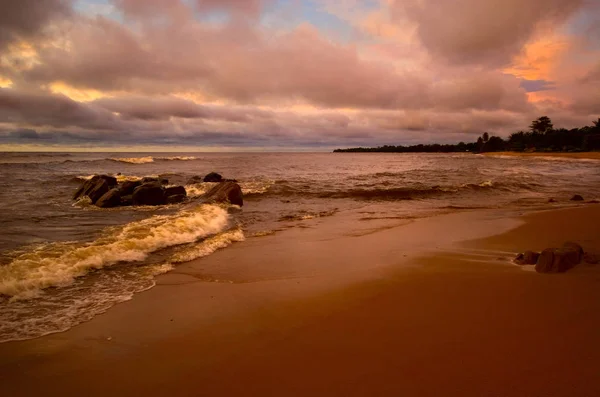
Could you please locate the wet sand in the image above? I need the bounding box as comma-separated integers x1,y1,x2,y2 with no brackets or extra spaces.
1,205,600,396
483,151,600,160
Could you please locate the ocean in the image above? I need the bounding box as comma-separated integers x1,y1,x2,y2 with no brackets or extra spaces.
1,152,599,342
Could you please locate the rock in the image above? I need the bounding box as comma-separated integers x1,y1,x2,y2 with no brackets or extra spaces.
141,177,169,185
514,251,540,265
132,182,165,206
583,252,599,264
73,175,117,201
548,198,557,203
570,194,584,201
203,172,223,183
119,180,142,195
120,195,133,206
535,243,583,273
187,176,204,185
166,194,187,204
164,186,187,199
87,179,110,204
202,182,243,206
562,241,584,261
96,188,122,208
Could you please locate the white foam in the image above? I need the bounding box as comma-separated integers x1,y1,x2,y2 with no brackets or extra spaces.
170,228,245,263
185,180,273,199
109,156,155,164
0,263,174,343
0,205,230,299
108,156,198,164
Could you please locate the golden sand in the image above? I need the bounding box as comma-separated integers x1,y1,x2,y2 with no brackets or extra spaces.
483,151,600,160
1,205,599,396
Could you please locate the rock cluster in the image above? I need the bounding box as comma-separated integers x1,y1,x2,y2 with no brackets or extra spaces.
73,175,187,208
73,173,244,208
514,241,597,273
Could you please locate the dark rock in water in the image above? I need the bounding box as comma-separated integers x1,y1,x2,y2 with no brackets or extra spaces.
141,177,169,185
514,251,540,265
535,242,583,273
570,194,584,201
548,198,557,203
87,179,110,204
96,188,122,208
562,241,584,260
187,175,204,184
133,182,165,206
164,186,187,198
120,180,142,195
203,172,223,183
583,252,599,264
166,194,187,204
120,194,133,206
202,182,243,206
73,175,117,201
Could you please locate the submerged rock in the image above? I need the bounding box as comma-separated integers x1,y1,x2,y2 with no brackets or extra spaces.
166,194,187,204
583,252,599,264
570,194,584,201
202,182,243,206
141,176,169,185
187,175,204,184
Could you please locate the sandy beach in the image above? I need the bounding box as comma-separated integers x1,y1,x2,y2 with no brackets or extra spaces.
1,203,599,396
483,151,600,160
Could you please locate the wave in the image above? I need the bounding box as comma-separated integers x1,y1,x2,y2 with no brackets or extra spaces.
0,204,230,299
0,263,173,343
316,187,450,200
170,228,245,263
108,156,198,164
278,209,338,222
74,174,152,183
185,180,274,199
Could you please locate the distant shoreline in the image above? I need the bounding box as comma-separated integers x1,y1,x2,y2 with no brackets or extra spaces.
482,151,600,160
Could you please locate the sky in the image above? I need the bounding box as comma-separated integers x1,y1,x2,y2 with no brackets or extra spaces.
0,0,599,151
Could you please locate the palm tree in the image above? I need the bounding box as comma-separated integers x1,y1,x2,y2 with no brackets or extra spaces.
530,116,553,134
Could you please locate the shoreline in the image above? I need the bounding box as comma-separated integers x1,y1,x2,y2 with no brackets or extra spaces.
482,151,600,160
1,204,599,396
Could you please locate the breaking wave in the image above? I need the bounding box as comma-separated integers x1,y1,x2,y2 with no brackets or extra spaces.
108,156,198,164
0,204,230,299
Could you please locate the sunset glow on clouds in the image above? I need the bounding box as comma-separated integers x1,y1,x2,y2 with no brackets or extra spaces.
0,0,599,149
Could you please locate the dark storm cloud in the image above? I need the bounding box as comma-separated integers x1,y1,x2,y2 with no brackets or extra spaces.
0,0,73,50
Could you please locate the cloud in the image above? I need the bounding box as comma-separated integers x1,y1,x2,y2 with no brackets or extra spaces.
20,18,429,109
392,0,583,67
0,87,121,131
0,0,598,149
0,0,73,50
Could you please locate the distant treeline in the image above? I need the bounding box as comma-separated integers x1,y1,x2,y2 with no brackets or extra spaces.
334,117,600,153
